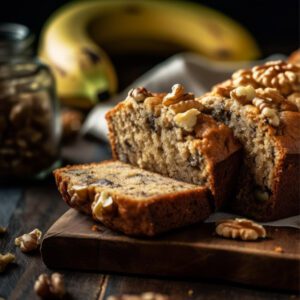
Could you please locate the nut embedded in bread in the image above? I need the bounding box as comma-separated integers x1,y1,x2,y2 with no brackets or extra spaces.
53,160,212,236
105,84,242,209
198,60,300,220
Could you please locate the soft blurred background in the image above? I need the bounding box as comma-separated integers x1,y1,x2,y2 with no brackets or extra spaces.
0,0,298,178
1,0,298,89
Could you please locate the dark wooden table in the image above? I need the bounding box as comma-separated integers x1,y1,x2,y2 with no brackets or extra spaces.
0,139,299,300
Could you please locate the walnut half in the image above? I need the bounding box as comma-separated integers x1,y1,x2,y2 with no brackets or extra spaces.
34,273,66,299
215,218,266,241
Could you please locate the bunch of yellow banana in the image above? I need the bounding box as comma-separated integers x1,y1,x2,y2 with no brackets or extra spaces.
39,0,260,109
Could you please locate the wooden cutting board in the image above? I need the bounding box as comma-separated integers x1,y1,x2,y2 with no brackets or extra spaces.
41,209,300,291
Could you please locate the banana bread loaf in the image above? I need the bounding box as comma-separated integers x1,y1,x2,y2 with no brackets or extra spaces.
198,60,300,220
54,160,212,236
106,85,242,209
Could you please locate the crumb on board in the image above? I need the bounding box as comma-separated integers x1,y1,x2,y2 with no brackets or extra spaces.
91,225,103,232
188,289,194,296
274,246,284,253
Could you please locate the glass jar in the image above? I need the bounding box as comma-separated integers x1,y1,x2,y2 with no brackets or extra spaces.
0,23,61,180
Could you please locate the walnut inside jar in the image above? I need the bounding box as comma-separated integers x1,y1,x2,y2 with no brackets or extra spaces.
0,62,61,180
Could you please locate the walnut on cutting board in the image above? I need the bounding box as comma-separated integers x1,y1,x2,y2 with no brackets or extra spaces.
215,218,267,241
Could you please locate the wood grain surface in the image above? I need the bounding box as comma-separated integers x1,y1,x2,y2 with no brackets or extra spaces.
41,209,300,292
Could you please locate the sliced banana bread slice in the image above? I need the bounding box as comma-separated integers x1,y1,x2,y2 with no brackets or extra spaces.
198,60,300,220
54,160,212,236
105,85,242,209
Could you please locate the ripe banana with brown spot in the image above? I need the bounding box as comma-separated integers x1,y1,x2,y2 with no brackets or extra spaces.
39,0,260,109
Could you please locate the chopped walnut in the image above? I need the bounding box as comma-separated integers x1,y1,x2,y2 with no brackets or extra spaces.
215,218,266,241
173,108,200,132
144,96,163,116
34,273,66,299
169,100,204,114
230,85,256,104
163,84,194,106
15,228,42,253
69,184,89,206
261,107,280,127
128,87,151,102
92,191,116,220
0,252,15,272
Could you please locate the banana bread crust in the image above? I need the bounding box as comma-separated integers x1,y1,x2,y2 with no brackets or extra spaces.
53,161,212,236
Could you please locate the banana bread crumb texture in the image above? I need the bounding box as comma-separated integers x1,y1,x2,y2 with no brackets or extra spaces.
198,60,300,220
106,84,242,209
54,160,212,236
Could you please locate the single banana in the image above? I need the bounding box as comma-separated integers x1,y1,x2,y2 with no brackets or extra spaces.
39,0,260,109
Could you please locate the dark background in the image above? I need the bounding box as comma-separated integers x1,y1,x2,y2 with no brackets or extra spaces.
0,0,299,89
1,0,298,55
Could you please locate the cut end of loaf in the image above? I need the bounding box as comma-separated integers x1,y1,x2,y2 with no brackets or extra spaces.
198,60,300,220
106,84,241,209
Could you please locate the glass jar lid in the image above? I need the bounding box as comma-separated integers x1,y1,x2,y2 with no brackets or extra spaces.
0,23,34,61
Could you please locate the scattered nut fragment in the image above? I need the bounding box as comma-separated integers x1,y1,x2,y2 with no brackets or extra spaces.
215,218,266,241
34,273,66,299
15,228,42,253
107,292,170,300
173,108,200,132
187,289,194,296
230,85,256,104
274,246,284,253
92,191,115,219
0,252,15,272
128,87,151,102
0,226,7,234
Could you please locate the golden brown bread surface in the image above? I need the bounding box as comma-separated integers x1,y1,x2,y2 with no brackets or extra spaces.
106,84,242,209
198,60,300,220
53,160,212,236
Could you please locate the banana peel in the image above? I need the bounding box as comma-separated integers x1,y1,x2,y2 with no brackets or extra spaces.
39,0,260,109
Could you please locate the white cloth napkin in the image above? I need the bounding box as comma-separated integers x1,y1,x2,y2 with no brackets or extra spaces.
81,52,300,229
